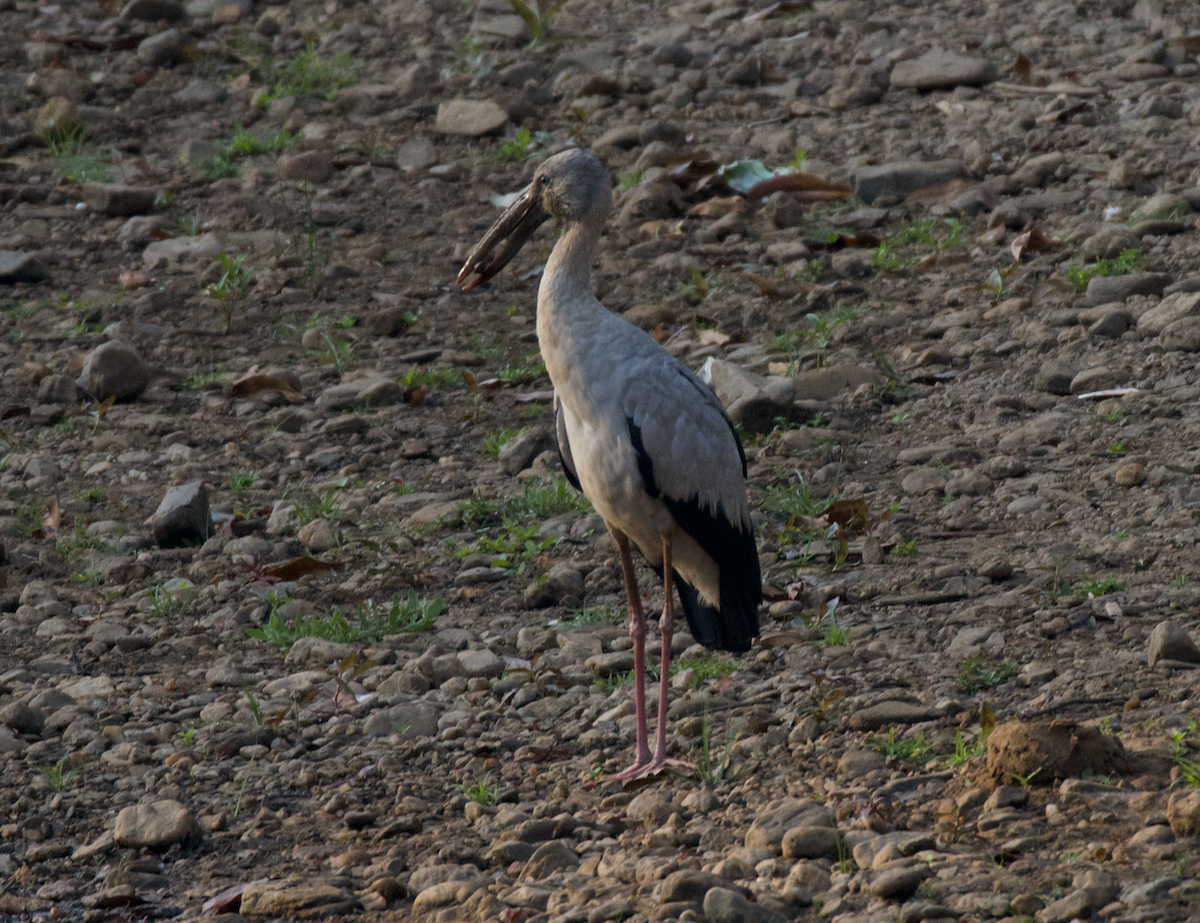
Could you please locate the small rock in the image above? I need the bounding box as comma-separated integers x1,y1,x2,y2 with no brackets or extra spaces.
34,97,80,141
362,700,441,738
1085,272,1171,306
1167,790,1200,838
238,881,357,917
1160,317,1200,351
82,183,158,218
1069,367,1118,395
396,137,437,170
1147,621,1200,666
120,0,187,21
137,29,184,68
854,160,968,205
435,99,508,136
868,864,931,900
987,719,1124,784
278,150,334,184
848,700,940,730
1114,462,1145,487
149,481,212,548
457,648,505,679
499,427,553,475
781,826,842,860
521,840,578,879
1082,226,1142,260
113,800,199,848
1089,312,1129,338
704,887,788,923
1136,291,1200,336
0,701,46,734
1034,362,1074,395
77,341,150,402
36,374,77,404
890,48,999,90
0,251,51,284
296,518,337,551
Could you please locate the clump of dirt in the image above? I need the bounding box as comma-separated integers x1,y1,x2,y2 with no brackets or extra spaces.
986,719,1126,787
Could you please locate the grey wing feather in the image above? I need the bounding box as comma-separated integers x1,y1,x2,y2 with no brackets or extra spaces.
620,356,750,529
554,395,581,491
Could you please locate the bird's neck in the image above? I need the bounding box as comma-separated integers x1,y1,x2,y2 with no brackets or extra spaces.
538,213,606,324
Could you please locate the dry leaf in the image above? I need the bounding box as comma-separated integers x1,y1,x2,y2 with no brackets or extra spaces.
228,374,304,403
757,630,810,648
119,269,149,291
42,500,62,537
1014,53,1032,85
827,498,870,533
651,323,666,343
462,370,478,392
743,172,853,202
686,196,746,219
1010,227,1057,261
262,556,341,582
404,385,427,406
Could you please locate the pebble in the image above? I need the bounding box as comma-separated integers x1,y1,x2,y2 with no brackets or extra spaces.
435,99,509,136
149,481,212,548
1147,621,1200,666
113,800,199,848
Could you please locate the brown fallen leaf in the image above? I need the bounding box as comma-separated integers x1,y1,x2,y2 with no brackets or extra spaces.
827,498,870,533
404,384,427,405
686,196,746,219
228,374,305,403
743,173,852,202
651,323,666,343
42,499,62,538
1010,227,1057,261
1014,53,1032,85
757,630,810,648
262,556,341,582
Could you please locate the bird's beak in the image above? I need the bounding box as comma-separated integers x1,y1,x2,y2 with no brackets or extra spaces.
457,185,549,290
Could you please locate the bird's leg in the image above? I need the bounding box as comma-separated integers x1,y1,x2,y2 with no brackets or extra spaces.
607,529,652,780
649,538,692,774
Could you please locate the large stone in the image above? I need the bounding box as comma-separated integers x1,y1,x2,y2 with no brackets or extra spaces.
704,887,788,923
744,798,834,851
142,232,223,268
82,184,158,218
1167,790,1200,838
238,881,356,917
362,700,441,738
1147,621,1200,666
890,48,999,90
435,99,509,136
278,150,335,184
498,426,554,475
113,800,199,848
137,29,184,68
1085,272,1171,306
854,160,968,205
0,251,51,284
77,340,150,402
1136,291,1200,336
1159,317,1200,352
149,481,212,548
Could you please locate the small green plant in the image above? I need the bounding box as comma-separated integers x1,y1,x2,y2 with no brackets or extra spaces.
71,570,103,588
819,617,849,647
775,303,862,370
461,774,498,805
204,153,240,179
246,590,443,651
691,709,741,787
245,688,265,726
47,126,111,183
206,253,254,332
892,540,918,556
559,604,624,629
1109,529,1127,541
291,485,341,526
507,0,568,48
866,727,929,763
956,655,1019,694
1011,767,1042,787
42,757,83,791
230,471,256,492
617,170,644,192
1106,440,1127,454
761,472,837,523
1167,723,1200,787
1169,574,1189,589
1075,575,1125,597
946,728,988,766
401,367,466,389
497,127,536,163
177,726,197,747
1066,249,1146,293
483,426,521,458
258,43,362,102
146,583,195,618
873,218,965,271
674,656,738,688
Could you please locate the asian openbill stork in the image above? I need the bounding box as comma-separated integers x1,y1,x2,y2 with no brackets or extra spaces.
458,149,761,779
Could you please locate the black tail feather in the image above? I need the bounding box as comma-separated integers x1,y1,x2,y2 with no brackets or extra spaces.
675,572,758,653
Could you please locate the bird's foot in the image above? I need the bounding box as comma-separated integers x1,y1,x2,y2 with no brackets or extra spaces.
606,757,693,783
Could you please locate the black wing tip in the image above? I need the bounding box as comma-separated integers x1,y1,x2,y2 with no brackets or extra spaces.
676,577,760,653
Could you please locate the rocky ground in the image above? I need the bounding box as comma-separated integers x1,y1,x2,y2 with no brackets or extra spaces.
2,0,1200,920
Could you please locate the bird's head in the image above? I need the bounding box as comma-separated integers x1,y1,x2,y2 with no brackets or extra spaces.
457,149,611,290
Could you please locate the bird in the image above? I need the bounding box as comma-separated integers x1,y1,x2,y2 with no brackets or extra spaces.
458,149,761,780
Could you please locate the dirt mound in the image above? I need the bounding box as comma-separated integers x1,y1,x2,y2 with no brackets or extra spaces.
986,719,1126,787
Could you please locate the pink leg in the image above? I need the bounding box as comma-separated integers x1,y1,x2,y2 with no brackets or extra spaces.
607,529,651,779
609,536,692,782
